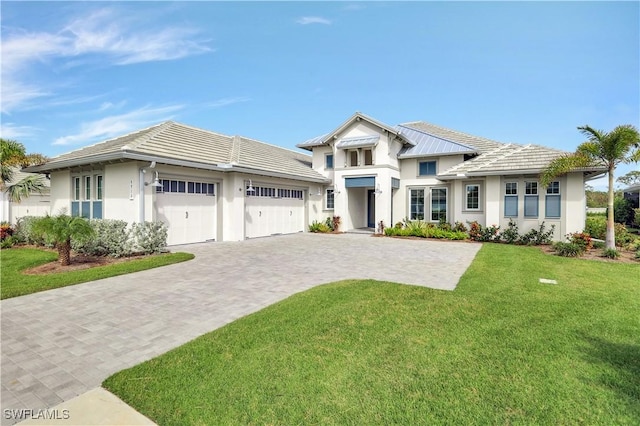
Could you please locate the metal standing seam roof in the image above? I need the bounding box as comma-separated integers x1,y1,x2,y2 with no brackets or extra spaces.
26,121,327,182
400,121,504,153
395,125,477,158
335,135,380,149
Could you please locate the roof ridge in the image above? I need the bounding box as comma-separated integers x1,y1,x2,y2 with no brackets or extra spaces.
122,121,175,151
230,135,242,164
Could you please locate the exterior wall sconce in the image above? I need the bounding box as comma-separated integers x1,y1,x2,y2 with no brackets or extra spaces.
145,171,162,188
332,184,341,194
375,183,382,195
246,179,255,194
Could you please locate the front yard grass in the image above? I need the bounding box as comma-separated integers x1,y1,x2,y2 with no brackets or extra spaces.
1,248,194,299
103,244,639,425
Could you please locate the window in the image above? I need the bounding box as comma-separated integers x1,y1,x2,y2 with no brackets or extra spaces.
364,149,373,166
466,184,480,210
325,154,334,169
326,189,335,210
350,151,358,167
419,161,436,176
159,180,216,196
84,176,91,200
73,177,81,201
431,188,447,221
524,182,538,217
410,189,425,220
72,175,102,218
546,181,561,218
504,182,518,217
96,176,103,200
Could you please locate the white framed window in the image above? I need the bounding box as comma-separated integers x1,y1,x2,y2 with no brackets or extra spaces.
363,149,373,166
419,161,437,176
349,150,358,167
504,182,518,217
84,176,91,200
326,189,335,210
430,187,447,222
410,189,425,220
465,184,480,210
546,181,561,218
524,181,539,217
96,176,103,200
325,154,334,169
73,177,81,201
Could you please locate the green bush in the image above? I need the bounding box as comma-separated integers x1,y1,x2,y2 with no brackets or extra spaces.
131,222,168,254
568,232,593,252
634,208,640,228
553,242,584,257
13,216,54,246
72,219,132,257
500,220,520,244
610,197,634,224
467,221,500,242
309,221,331,233
384,220,466,240
585,216,607,239
603,248,620,259
519,222,555,245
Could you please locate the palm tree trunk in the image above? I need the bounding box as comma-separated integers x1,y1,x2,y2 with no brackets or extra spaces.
606,168,615,250
58,238,72,266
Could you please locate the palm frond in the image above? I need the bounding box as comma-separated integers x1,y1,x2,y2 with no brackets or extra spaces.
540,153,595,188
5,175,46,202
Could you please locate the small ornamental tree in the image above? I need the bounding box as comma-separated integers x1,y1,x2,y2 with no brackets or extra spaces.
32,214,95,265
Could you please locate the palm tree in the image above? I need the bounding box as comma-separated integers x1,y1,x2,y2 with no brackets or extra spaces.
0,138,48,202
32,214,95,266
541,125,640,249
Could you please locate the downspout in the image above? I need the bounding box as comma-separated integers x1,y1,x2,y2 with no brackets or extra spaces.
139,168,145,223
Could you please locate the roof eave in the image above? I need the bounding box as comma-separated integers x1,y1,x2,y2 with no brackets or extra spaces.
397,150,477,160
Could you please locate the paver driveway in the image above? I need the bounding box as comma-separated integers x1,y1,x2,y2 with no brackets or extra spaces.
1,233,480,424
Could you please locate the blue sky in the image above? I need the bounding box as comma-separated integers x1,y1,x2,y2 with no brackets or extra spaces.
2,1,638,189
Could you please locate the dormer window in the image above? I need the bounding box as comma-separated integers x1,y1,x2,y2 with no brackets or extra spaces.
364,149,373,166
350,150,358,167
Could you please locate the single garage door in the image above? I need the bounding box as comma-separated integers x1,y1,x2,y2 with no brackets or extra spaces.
245,186,305,239
156,179,217,245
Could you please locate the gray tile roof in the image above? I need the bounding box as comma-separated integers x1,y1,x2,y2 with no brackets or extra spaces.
29,122,327,182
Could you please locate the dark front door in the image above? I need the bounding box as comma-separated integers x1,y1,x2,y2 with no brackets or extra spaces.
367,189,375,228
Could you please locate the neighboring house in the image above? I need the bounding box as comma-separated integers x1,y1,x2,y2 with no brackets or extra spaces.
25,121,328,245
0,168,51,224
25,113,605,245
298,112,606,240
623,184,640,209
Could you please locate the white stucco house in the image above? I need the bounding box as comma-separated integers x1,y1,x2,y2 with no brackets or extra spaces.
25,112,605,245
0,168,51,224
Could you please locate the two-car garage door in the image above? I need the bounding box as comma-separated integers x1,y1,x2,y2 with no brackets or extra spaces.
245,186,305,239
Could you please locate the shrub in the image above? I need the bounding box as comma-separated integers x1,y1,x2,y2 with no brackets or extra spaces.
500,220,520,244
72,219,132,257
568,232,593,252
614,223,632,246
309,221,331,233
611,197,634,225
0,223,14,241
634,208,640,228
553,242,584,257
438,218,452,231
603,248,620,259
453,221,468,233
332,216,341,232
585,216,606,239
519,222,555,245
131,222,168,254
13,216,54,246
1,236,17,249
593,240,606,249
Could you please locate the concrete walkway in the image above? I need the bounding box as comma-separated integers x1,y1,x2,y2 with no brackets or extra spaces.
1,233,480,425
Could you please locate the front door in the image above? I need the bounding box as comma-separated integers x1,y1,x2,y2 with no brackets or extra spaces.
367,189,375,228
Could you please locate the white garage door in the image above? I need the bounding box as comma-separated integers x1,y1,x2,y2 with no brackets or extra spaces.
156,180,217,245
245,186,305,239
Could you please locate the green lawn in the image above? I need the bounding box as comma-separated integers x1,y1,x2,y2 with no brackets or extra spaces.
1,248,194,299
103,244,640,425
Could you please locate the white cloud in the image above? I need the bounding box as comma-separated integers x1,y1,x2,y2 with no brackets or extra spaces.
53,104,184,146
0,123,38,140
1,7,212,113
296,16,332,25
205,97,251,108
